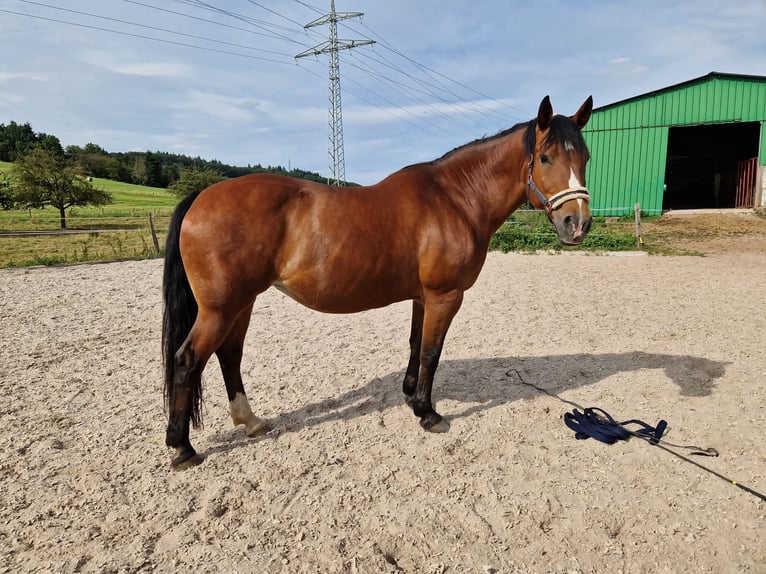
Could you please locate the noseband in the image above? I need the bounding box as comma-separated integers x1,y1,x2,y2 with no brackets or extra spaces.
526,156,590,220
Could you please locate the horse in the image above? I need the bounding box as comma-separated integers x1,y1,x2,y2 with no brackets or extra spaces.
162,95,594,470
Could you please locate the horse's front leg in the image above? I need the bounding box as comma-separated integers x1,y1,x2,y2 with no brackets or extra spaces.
406,289,464,432
402,299,424,397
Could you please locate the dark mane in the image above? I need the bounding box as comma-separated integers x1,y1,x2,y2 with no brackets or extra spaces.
434,113,588,165
433,121,530,163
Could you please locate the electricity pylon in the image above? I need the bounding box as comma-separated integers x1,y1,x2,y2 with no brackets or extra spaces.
296,1,374,186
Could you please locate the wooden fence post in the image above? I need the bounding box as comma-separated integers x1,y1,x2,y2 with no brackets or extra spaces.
148,212,160,254
634,203,644,248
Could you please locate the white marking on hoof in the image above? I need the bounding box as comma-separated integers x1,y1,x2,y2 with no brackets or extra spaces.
229,392,270,436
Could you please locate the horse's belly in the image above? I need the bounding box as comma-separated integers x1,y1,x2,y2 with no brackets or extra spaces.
272,272,413,314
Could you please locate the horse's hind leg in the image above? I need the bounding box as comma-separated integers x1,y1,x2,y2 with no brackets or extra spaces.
166,308,231,470
215,303,270,437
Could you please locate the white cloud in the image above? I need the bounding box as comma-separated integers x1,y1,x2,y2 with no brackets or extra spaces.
603,57,649,77
106,61,194,78
0,72,48,83
166,90,263,123
79,50,193,78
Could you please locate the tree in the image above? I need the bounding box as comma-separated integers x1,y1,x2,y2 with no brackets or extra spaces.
68,142,123,180
12,147,112,229
0,172,14,209
168,166,226,197
130,154,148,185
0,121,38,161
144,151,164,188
36,133,64,157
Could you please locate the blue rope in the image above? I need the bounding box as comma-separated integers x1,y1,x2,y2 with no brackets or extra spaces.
505,369,766,502
564,407,667,445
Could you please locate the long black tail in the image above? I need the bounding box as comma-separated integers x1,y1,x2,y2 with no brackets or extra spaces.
162,190,204,427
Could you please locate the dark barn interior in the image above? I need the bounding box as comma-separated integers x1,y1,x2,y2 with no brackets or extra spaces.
664,121,760,210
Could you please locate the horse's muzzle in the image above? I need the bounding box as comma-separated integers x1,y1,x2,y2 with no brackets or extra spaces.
552,207,592,246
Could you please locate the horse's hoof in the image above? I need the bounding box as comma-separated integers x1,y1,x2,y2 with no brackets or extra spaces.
171,449,205,471
245,420,271,438
420,416,450,433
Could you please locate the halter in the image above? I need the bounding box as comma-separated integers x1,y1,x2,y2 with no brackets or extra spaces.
526,156,590,220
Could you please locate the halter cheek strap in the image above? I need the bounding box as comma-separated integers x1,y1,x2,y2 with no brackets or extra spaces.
526,157,590,219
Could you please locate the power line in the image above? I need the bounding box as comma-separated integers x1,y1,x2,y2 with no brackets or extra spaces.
171,0,309,44
244,0,308,29
296,60,455,142
18,0,295,58
12,1,520,131
355,20,531,120
5,2,501,138
4,1,532,173
1,7,294,63
120,0,305,43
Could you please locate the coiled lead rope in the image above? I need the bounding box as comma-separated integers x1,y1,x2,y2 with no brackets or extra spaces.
506,368,766,503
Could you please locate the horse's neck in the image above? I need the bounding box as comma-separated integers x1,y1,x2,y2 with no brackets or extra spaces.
435,132,527,235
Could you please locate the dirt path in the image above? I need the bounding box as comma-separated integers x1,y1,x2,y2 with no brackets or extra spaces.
1,250,764,573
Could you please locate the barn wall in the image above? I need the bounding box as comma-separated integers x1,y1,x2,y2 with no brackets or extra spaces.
760,120,766,164
583,74,766,216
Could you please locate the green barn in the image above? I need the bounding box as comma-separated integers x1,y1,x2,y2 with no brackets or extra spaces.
582,72,766,216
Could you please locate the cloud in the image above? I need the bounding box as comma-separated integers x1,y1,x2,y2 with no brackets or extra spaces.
603,57,650,77
0,72,48,83
344,97,520,125
104,61,194,78
79,50,192,78
165,90,264,123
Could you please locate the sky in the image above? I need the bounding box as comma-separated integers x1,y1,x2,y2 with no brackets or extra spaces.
1,0,765,185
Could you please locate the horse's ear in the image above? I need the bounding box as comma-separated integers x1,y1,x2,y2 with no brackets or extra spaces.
572,96,593,129
537,96,553,130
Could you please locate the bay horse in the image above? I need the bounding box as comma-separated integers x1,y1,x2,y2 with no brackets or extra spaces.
162,95,593,470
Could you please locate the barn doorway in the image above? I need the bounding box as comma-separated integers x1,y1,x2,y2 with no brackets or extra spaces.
663,122,760,210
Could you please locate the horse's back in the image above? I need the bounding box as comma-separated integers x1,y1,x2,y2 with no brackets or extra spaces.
179,173,429,312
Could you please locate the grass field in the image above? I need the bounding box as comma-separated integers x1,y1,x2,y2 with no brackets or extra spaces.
0,161,178,267
0,160,177,231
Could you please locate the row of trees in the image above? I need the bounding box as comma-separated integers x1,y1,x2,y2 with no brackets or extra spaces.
0,121,335,189
0,121,357,229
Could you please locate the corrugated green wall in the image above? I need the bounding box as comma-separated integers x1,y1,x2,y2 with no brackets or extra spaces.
583,74,766,215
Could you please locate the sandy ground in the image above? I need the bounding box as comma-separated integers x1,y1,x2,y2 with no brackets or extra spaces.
1,248,765,573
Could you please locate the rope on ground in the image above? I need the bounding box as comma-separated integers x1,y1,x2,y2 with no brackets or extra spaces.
505,368,766,503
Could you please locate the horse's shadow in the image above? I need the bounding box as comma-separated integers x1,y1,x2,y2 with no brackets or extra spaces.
207,351,728,453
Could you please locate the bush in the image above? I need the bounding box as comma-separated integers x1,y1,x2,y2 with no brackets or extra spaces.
489,218,638,253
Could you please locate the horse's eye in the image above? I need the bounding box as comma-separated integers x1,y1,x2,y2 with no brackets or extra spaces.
540,154,550,164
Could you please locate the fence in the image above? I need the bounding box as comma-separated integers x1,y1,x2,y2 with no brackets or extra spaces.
0,211,173,267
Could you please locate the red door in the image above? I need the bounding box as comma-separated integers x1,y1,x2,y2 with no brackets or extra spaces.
735,157,758,208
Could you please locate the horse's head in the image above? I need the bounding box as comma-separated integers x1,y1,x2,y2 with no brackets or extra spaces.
525,95,593,245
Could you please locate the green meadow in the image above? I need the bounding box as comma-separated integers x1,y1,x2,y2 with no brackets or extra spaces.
0,161,178,267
